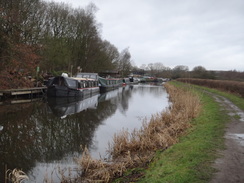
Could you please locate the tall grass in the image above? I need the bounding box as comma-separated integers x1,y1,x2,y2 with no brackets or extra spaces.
6,168,29,183
77,83,201,182
177,78,244,97
138,81,231,183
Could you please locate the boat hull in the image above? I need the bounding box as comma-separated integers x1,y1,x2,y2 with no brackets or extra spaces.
99,85,120,93
83,87,100,98
47,85,100,98
98,77,123,93
47,85,83,97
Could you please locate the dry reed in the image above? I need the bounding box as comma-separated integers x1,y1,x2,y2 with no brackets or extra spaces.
6,168,29,183
177,78,244,97
77,83,201,182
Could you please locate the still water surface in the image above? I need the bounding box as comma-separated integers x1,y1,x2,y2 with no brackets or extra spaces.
0,84,169,182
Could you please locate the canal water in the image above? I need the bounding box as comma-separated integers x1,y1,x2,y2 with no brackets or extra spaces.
0,84,169,182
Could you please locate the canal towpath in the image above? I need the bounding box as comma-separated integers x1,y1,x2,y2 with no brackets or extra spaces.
209,92,244,183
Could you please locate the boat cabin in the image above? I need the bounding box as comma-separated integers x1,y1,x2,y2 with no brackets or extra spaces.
50,76,78,89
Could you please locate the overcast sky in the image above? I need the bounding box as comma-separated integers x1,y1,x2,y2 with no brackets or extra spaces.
50,0,244,71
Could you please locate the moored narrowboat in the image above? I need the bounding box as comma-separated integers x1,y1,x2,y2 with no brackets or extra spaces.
122,77,139,86
74,73,100,98
98,76,123,93
47,73,99,97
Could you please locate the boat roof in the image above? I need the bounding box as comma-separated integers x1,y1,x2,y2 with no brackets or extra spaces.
72,77,95,81
76,72,98,76
74,73,98,80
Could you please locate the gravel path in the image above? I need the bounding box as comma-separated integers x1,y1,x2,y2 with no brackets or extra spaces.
209,93,244,183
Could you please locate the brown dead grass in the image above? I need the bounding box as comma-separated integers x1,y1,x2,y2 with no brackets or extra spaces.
6,168,29,183
177,78,244,97
76,83,201,183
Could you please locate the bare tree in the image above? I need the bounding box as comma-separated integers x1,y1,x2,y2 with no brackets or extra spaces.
147,62,166,77
118,48,132,77
172,65,189,79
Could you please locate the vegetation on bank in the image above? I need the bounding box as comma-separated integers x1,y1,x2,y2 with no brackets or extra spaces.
130,81,230,183
177,78,244,98
131,81,244,183
2,1,244,90
70,82,202,182
0,0,133,89
5,81,244,182
77,80,244,183
203,88,244,111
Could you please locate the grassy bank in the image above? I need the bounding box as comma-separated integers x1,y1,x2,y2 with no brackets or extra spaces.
133,81,244,183
75,81,244,183
177,78,244,98
76,82,202,182
194,85,244,111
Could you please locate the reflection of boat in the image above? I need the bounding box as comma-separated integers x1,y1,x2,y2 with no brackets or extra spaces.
98,76,123,93
47,73,99,97
98,89,120,102
48,94,99,118
98,85,132,102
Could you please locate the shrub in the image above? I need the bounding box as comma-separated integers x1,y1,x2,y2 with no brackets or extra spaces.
177,78,244,97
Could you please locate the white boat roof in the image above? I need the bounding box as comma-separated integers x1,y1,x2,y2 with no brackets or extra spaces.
71,77,95,81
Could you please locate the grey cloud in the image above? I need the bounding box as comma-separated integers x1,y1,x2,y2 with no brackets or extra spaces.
52,0,244,71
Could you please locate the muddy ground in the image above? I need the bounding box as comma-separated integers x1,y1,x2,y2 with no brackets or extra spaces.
209,93,244,183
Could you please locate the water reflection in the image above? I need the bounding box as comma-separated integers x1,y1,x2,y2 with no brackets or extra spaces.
0,84,168,182
47,94,100,119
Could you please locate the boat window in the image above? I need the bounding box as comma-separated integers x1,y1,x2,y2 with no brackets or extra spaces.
65,78,77,89
80,81,84,88
90,74,97,80
83,81,87,88
78,82,81,88
76,73,98,80
80,81,83,88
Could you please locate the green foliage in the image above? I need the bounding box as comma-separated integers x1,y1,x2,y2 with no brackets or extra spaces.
51,70,69,77
41,37,71,71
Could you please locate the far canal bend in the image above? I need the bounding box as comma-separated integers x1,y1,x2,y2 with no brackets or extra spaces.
0,84,169,182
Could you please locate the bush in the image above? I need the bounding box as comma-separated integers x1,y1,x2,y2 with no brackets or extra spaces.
177,78,244,97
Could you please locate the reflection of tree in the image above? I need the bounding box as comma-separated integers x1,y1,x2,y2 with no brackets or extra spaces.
0,85,165,182
0,91,122,182
117,86,133,114
136,84,166,98
0,102,42,182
